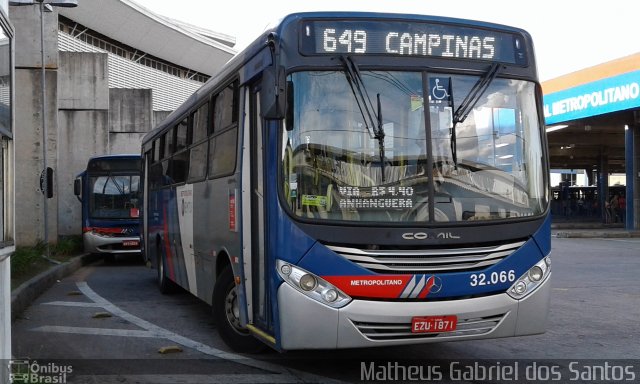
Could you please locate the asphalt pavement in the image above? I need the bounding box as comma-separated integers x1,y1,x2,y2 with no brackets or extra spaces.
11,220,640,322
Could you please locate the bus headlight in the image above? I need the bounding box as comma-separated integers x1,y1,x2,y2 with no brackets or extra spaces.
299,274,317,291
276,260,351,308
507,257,550,299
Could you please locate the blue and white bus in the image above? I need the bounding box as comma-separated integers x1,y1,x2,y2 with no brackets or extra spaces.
74,155,142,259
141,12,551,352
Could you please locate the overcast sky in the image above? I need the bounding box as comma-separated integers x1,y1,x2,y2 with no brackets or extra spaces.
132,0,639,81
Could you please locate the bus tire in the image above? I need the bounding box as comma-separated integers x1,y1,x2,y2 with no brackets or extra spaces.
213,265,266,353
157,242,175,294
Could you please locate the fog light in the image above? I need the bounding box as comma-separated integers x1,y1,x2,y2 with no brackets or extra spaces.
280,263,292,276
321,289,338,302
299,274,317,291
514,281,527,295
529,266,543,282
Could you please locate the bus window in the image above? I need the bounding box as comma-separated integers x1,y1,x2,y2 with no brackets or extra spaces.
163,128,174,158
213,82,237,133
188,141,208,182
209,127,237,178
176,118,189,152
90,175,140,219
161,159,172,185
155,138,162,161
193,102,209,143
150,162,163,189
172,150,189,184
149,142,155,163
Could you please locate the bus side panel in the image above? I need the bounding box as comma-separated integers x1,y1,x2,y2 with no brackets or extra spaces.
163,187,184,285
146,180,164,268
184,174,242,305
192,180,214,302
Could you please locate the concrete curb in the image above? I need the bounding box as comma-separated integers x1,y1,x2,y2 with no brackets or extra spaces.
11,253,100,322
553,231,640,239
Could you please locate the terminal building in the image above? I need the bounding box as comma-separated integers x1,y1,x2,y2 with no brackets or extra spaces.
11,0,235,245
542,52,640,230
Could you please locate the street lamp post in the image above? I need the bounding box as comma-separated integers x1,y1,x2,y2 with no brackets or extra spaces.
10,0,77,256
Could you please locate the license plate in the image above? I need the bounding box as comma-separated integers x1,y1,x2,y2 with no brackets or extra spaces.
122,240,139,247
411,315,457,333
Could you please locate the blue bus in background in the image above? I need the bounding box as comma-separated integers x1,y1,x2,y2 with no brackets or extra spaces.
74,154,142,260
142,12,551,353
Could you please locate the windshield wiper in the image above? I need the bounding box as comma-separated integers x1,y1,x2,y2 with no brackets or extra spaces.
104,173,127,196
340,56,386,182
450,62,501,168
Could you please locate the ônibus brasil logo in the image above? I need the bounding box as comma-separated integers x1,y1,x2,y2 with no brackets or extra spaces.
8,359,73,383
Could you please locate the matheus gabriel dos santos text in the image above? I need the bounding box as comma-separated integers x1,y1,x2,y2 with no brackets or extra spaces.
361,361,637,382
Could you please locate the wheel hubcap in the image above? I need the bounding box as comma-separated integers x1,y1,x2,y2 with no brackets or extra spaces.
224,287,247,335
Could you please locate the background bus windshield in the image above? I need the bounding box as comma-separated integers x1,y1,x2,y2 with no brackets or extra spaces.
281,70,546,223
89,174,140,219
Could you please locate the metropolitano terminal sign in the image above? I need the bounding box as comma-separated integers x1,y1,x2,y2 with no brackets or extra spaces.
543,70,640,125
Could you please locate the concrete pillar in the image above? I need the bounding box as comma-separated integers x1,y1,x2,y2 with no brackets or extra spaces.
634,125,640,229
599,152,610,223
58,111,109,235
14,68,58,245
57,52,109,236
625,125,635,230
12,5,60,246
108,88,153,153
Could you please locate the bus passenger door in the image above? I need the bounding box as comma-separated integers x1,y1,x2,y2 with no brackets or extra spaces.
243,84,272,335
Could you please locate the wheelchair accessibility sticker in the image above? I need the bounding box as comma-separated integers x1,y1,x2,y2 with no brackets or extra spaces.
429,77,451,104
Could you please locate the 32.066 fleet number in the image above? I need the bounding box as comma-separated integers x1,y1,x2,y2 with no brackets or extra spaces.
470,270,516,287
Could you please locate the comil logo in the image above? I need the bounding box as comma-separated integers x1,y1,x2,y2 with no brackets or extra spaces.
402,232,460,240
121,227,134,235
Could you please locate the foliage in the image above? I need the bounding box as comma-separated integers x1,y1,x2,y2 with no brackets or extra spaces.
10,236,84,289
11,243,45,277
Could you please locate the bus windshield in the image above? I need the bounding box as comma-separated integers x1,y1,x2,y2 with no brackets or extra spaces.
89,174,140,219
281,70,546,223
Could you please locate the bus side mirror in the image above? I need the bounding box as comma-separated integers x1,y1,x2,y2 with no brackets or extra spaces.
73,178,81,200
261,65,286,119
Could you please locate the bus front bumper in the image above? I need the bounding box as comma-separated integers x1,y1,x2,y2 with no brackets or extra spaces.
83,232,141,254
277,273,551,350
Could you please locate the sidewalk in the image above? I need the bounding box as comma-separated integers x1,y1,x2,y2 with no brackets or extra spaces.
551,221,640,238
11,253,99,322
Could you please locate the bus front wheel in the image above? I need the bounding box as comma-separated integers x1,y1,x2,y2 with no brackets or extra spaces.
213,265,266,353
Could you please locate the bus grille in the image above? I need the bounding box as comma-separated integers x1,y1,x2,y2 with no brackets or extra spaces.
326,240,526,274
352,313,506,341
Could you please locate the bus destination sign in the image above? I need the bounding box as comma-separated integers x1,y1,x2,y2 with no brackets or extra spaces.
300,20,526,64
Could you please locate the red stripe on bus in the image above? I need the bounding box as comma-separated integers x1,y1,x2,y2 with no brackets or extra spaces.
162,205,175,279
83,226,125,234
418,276,435,299
322,275,410,298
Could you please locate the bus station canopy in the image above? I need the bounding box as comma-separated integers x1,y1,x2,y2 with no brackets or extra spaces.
542,52,640,173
